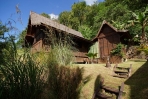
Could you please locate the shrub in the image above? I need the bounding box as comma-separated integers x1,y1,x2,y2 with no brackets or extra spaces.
137,44,148,55
110,43,124,57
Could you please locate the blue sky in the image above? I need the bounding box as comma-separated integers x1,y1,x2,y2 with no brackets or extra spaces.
0,0,103,36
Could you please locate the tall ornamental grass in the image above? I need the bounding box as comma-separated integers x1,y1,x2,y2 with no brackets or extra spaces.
47,51,89,99
44,27,76,66
0,39,45,99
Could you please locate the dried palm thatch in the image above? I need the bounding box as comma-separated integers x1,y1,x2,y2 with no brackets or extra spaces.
29,11,84,38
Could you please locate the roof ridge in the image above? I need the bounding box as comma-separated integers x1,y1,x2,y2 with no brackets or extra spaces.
92,20,129,41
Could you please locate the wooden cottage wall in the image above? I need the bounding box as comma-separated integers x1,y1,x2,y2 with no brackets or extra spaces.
98,25,120,58
29,25,91,63
73,39,90,63
31,26,44,53
31,40,43,53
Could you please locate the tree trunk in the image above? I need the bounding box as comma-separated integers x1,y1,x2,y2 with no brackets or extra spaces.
141,25,145,40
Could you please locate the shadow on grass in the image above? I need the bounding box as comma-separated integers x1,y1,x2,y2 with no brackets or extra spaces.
129,59,147,62
125,62,148,99
134,60,147,62
92,75,102,99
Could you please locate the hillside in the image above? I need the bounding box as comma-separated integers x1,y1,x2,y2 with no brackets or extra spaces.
77,59,148,99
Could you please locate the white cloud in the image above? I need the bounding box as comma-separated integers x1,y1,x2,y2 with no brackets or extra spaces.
84,0,98,5
49,13,59,20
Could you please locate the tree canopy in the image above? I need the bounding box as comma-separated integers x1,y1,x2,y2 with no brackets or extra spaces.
16,1,148,42
41,13,50,19
57,1,148,41
16,28,27,48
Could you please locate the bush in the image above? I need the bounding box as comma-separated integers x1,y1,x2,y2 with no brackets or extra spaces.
137,44,148,55
110,43,124,57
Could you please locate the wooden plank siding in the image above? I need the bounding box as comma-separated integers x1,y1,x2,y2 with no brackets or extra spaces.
92,20,131,62
99,32,120,58
31,40,43,53
25,13,132,64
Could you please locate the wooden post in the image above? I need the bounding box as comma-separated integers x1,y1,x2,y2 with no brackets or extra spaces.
117,82,124,99
106,56,111,67
128,64,132,77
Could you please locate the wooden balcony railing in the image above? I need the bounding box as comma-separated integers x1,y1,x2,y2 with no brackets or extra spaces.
73,52,88,57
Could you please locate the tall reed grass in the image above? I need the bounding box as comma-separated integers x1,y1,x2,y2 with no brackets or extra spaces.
0,27,90,99
41,27,90,99
43,27,76,66
0,39,45,99
47,50,89,99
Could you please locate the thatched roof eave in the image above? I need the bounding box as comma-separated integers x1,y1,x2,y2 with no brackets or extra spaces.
29,11,84,38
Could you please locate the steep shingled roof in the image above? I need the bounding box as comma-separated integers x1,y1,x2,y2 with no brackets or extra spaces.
29,11,84,38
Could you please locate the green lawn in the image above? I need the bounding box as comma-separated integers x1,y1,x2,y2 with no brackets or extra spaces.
76,59,148,99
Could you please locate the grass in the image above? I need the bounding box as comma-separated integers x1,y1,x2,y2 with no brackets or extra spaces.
76,59,148,99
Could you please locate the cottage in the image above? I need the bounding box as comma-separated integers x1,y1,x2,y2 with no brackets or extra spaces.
93,20,131,63
25,11,131,64
25,11,92,63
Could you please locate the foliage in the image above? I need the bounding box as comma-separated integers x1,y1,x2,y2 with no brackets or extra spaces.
40,13,50,19
16,27,27,48
0,21,8,38
0,39,45,99
58,11,71,26
113,0,148,11
71,1,87,26
110,43,124,57
46,43,90,99
78,25,93,39
128,6,148,41
137,44,148,55
47,64,87,99
86,53,97,59
43,26,75,66
111,20,126,30
50,43,74,66
86,52,97,63
58,1,133,39
0,21,9,64
88,42,99,58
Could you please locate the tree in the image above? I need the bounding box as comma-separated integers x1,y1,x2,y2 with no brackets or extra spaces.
111,20,126,30
58,0,144,40
78,25,93,39
0,21,9,64
129,6,148,42
71,1,87,26
58,11,79,30
0,21,8,38
59,11,71,26
16,28,27,48
40,13,50,19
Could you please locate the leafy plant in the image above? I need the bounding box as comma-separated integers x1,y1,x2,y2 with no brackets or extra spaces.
128,5,148,43
86,52,97,63
137,44,148,55
110,43,124,57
